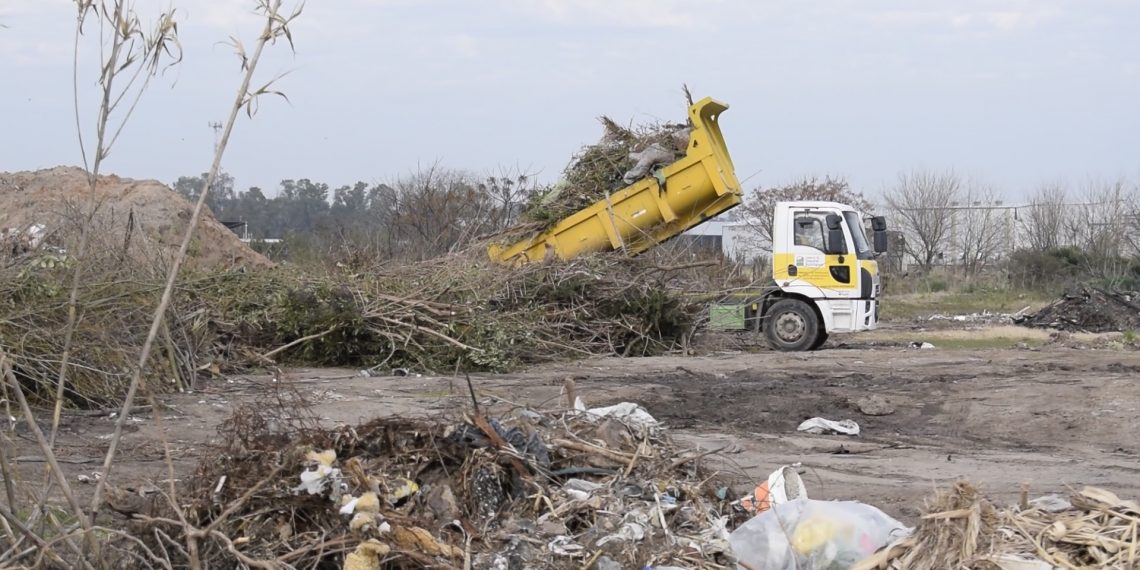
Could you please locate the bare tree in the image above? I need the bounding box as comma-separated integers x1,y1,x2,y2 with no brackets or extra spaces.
1121,179,1140,259
883,169,961,271
738,175,873,249
1068,178,1129,257
1063,177,1137,284
957,182,1006,275
1021,182,1069,252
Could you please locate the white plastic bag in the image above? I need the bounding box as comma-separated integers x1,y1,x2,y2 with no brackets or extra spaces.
729,499,910,570
573,398,659,430
797,417,861,436
739,464,807,513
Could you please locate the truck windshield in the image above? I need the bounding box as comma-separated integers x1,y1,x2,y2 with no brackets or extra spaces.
843,211,872,259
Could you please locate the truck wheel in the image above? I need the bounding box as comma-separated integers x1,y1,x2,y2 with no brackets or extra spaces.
810,330,830,350
764,299,820,352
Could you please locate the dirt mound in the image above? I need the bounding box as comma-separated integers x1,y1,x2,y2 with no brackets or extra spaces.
1014,286,1140,333
0,166,270,270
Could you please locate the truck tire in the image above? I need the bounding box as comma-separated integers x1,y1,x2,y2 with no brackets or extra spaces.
763,298,820,352
810,330,830,350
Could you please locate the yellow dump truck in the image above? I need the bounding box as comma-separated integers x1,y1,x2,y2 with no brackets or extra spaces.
489,97,888,351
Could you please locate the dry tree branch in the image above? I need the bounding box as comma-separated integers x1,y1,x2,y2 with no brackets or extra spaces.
0,351,93,558
90,0,297,527
48,0,183,470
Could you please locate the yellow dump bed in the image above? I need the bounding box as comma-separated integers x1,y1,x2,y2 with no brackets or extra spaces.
489,97,743,264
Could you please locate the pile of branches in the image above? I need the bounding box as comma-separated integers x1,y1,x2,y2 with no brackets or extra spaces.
0,239,198,406
856,482,1140,570
197,251,711,371
520,112,691,229
1,246,718,405
106,388,741,569
1014,286,1140,333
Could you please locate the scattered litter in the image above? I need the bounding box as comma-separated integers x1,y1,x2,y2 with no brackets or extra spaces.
729,498,910,570
927,310,1018,324
908,341,936,349
596,510,648,546
853,395,896,416
797,417,861,436
595,555,622,570
738,463,807,513
1028,493,1072,513
574,398,660,430
76,472,102,484
293,449,342,496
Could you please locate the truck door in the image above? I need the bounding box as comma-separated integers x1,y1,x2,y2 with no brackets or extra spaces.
787,212,857,294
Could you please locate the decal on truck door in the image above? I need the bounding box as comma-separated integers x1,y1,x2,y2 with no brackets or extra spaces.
795,255,824,268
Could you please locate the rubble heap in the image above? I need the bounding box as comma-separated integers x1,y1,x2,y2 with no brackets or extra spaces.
1014,286,1140,333
136,394,741,569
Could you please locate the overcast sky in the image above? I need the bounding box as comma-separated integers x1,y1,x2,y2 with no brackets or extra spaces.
2,0,1137,200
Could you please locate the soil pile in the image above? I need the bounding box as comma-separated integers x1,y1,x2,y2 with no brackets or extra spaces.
1014,286,1140,333
0,166,270,270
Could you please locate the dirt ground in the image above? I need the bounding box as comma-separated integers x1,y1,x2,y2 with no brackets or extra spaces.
9,329,1139,523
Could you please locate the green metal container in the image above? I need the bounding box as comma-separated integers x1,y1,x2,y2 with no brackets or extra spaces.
708,304,746,331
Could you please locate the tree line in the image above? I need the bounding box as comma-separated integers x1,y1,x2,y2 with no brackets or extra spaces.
171,165,539,262
173,166,1140,289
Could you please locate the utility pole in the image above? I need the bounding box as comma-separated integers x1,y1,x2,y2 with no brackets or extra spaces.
209,121,223,155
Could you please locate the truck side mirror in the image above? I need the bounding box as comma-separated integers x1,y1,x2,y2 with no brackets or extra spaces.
824,214,848,255
874,230,888,254
871,216,887,232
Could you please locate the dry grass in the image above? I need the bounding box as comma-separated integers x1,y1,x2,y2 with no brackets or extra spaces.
880,290,1054,322
861,325,1125,350
855,483,1140,570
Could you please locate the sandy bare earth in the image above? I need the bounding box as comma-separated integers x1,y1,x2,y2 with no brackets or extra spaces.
8,342,1140,522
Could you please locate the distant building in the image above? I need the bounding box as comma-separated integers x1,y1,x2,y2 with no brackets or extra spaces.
679,219,768,263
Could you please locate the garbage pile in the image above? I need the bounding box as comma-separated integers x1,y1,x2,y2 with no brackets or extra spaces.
1014,286,1140,333
520,108,692,229
856,482,1140,570
99,384,1140,570
161,395,741,569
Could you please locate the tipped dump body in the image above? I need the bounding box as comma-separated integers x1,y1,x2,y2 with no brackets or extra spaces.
489,97,744,265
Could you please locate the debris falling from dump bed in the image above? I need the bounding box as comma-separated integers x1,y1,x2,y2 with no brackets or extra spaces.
519,105,692,230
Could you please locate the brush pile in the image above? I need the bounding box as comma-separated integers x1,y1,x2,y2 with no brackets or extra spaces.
1015,286,1140,333
118,391,741,569
856,482,1140,570
520,114,691,229
1,247,721,405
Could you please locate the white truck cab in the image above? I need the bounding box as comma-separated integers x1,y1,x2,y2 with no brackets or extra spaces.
762,201,887,350
712,201,888,351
